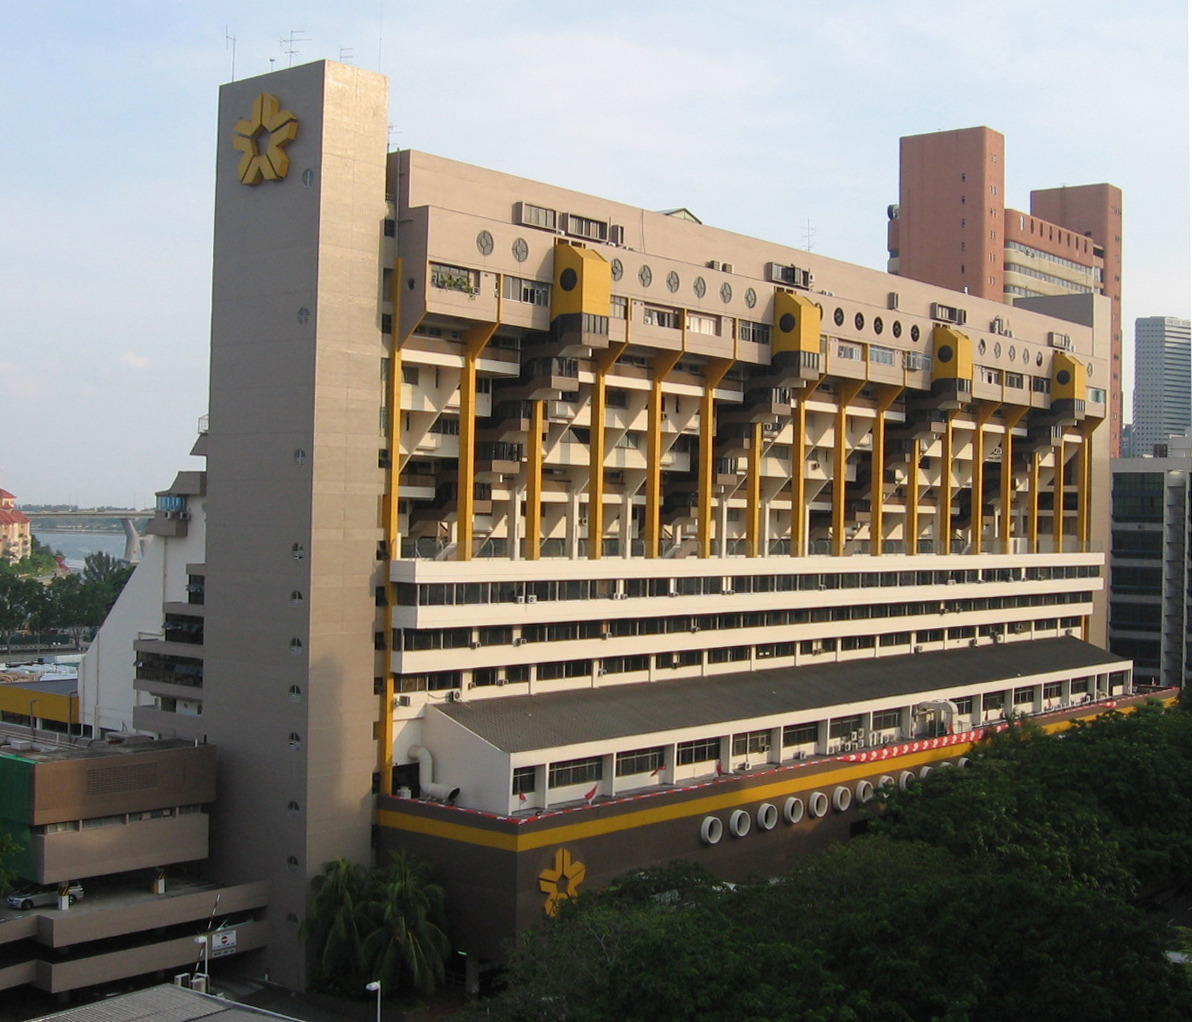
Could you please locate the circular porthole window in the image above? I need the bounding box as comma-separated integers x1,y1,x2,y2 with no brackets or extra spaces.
693,276,706,298
833,308,845,327
1086,362,1094,377
638,265,653,287
874,316,883,335
301,169,315,188
1008,345,1016,361
611,258,623,281
512,237,529,263
937,345,954,364
1057,369,1072,385
288,801,300,815
559,268,578,292
892,321,902,338
993,342,1002,359
744,288,757,309
475,230,494,256
1036,352,1044,367
910,325,920,342
779,312,796,333
978,339,987,355
288,684,302,702
666,270,680,293
720,282,733,303
854,312,865,331
297,307,311,325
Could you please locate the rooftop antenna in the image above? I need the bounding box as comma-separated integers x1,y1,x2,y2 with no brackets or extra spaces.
269,58,276,71
387,125,403,152
802,217,817,252
339,47,355,64
225,26,237,81
280,29,309,68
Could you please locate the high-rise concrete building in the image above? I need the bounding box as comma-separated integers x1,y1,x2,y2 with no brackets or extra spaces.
1109,456,1192,689
95,62,1158,990
1131,316,1192,456
888,127,1123,454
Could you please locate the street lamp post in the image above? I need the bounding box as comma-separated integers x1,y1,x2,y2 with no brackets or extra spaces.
365,980,381,1022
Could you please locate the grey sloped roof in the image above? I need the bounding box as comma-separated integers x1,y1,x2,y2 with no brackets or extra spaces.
30,985,279,1022
434,638,1127,754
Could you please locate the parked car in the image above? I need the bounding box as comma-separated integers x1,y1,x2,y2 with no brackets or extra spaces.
6,881,84,910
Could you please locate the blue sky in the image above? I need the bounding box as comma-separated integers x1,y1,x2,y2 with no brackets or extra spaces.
2,1,1187,506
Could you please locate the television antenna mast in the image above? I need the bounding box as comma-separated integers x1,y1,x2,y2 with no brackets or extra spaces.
280,29,309,68
802,217,817,252
225,26,237,81
339,47,355,64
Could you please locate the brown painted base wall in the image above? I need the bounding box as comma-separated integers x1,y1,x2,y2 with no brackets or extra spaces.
377,745,967,960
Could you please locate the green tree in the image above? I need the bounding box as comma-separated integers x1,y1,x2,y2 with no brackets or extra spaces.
360,850,451,1000
302,858,370,993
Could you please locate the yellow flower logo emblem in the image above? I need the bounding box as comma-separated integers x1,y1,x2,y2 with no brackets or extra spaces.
233,93,298,185
537,847,586,917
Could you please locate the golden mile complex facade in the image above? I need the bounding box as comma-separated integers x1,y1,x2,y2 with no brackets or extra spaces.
191,62,1135,986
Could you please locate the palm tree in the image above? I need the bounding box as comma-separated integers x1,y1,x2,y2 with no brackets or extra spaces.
301,858,370,992
360,850,451,1000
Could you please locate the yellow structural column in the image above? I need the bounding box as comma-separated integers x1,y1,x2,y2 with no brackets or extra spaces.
869,386,902,557
1027,450,1040,554
588,343,628,560
1076,420,1099,551
456,323,498,561
906,432,921,556
938,411,955,556
832,381,865,557
525,400,544,560
697,359,733,559
1052,438,1066,553
378,258,412,797
791,376,824,557
645,352,682,558
999,407,1026,554
746,422,763,557
969,402,999,554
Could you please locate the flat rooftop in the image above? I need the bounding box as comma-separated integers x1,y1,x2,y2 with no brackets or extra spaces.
0,731,203,765
434,637,1128,753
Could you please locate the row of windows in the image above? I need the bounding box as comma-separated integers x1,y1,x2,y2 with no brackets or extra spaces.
1004,260,1095,294
395,564,1098,607
510,672,1118,794
397,597,1088,653
398,616,1084,692
1005,240,1101,280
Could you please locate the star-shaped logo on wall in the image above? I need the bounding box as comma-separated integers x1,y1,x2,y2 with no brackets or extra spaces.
537,847,587,917
233,93,299,185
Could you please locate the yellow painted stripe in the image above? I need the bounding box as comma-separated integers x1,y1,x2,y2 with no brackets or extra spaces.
376,747,970,852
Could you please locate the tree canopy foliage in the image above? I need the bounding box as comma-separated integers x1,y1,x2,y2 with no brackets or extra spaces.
302,851,450,1004
474,701,1192,1022
0,549,132,644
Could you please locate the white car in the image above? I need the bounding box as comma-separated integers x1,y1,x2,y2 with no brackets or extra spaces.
6,881,84,910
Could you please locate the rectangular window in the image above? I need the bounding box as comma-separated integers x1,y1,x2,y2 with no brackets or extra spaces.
1043,683,1063,700
643,305,679,329
782,722,818,747
953,696,973,715
829,715,864,740
564,214,608,241
676,737,720,765
738,320,771,344
982,692,1005,711
610,295,628,319
870,346,896,366
1013,686,1035,705
402,365,420,385
1005,372,1024,388
512,767,536,795
687,312,721,336
1032,376,1051,394
904,351,933,372
731,729,771,756
872,709,901,731
836,343,862,360
519,202,557,230
430,263,479,293
548,756,602,788
503,275,551,306
615,747,664,776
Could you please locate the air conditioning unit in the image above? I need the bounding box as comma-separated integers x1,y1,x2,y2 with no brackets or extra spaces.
513,637,525,647
914,645,924,653
609,225,625,246
1048,332,1073,350
969,638,979,647
706,260,722,271
447,690,461,702
162,511,175,520
177,511,191,521
396,695,411,707
496,676,507,686
721,263,734,274
527,595,538,604
469,641,481,649
931,301,967,325
888,292,900,310
516,595,526,604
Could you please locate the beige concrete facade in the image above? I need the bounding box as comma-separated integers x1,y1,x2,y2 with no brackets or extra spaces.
177,62,1131,984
